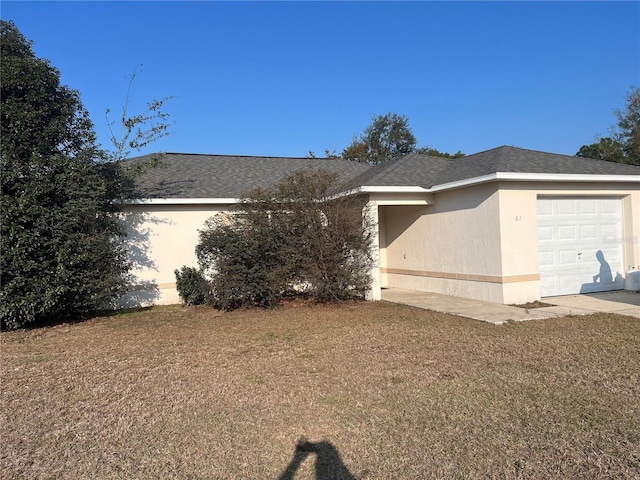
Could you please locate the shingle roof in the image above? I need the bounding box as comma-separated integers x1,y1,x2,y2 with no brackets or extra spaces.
129,147,640,199
349,146,640,189
432,146,640,186
127,153,371,199
345,152,451,188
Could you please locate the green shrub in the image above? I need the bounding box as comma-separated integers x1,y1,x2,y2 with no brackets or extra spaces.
174,266,210,306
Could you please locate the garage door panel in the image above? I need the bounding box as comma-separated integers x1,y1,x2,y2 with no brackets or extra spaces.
558,273,580,293
580,225,597,240
600,201,621,215
539,251,554,267
538,200,552,215
557,201,577,215
557,225,577,240
601,223,620,238
558,250,579,265
538,197,624,297
578,199,597,215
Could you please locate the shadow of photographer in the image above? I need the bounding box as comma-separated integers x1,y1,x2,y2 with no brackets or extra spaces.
278,436,357,480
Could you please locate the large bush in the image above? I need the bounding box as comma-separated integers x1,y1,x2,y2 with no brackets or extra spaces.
1,21,171,330
0,21,174,329
0,21,132,329
196,171,373,310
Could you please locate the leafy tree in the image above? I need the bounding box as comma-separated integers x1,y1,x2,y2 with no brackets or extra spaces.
341,137,371,163
195,171,373,310
416,146,466,159
577,86,640,165
576,137,625,163
615,87,640,164
338,113,464,163
342,113,417,164
0,21,170,330
105,64,173,163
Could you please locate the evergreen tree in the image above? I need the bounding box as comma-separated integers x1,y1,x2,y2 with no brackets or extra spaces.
1,21,131,329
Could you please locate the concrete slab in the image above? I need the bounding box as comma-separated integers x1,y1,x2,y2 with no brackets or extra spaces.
381,288,640,324
543,290,640,318
381,288,557,324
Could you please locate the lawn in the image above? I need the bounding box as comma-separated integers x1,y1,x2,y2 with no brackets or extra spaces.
1,302,639,479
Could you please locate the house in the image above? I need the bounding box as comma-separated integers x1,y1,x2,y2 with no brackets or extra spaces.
121,146,640,307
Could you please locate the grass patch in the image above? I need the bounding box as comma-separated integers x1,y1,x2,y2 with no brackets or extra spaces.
2,302,639,479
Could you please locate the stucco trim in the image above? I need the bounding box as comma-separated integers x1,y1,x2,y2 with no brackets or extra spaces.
382,268,540,284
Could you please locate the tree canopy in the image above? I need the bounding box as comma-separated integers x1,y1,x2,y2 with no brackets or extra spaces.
576,87,640,166
0,21,165,329
312,113,465,164
415,146,466,159
341,113,417,164
615,87,640,164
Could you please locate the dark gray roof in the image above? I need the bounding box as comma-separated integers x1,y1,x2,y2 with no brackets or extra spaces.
129,147,640,199
345,152,451,188
127,153,371,199
432,146,640,186
349,146,640,189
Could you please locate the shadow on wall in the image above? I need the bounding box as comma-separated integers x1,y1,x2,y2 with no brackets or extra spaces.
381,205,428,247
278,437,358,480
116,210,169,307
580,249,625,294
116,284,161,308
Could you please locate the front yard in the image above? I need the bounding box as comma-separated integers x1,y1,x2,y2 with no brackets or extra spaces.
1,302,639,479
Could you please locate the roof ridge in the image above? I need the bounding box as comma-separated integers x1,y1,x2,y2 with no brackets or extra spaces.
129,152,349,161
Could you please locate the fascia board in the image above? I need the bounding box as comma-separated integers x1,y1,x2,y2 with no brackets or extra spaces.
494,172,640,183
358,186,431,193
127,198,241,205
326,186,430,201
429,172,640,193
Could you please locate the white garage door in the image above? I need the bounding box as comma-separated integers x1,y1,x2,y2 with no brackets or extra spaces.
537,197,625,297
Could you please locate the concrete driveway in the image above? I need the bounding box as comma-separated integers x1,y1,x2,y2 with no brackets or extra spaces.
541,290,640,318
381,288,640,324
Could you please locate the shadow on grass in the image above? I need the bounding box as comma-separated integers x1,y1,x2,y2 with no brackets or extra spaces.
94,306,155,318
13,306,156,332
278,437,357,480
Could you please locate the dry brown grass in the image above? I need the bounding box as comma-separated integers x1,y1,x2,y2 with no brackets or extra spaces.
2,302,639,479
511,301,553,309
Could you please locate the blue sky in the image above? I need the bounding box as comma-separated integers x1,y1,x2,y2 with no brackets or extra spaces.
3,1,639,158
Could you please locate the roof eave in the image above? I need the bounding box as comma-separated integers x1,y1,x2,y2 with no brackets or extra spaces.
126,197,241,205
429,172,640,193
129,173,640,203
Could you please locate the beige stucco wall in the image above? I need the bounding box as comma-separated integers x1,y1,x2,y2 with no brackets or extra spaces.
119,182,639,308
380,183,507,303
119,203,231,306
379,181,640,305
